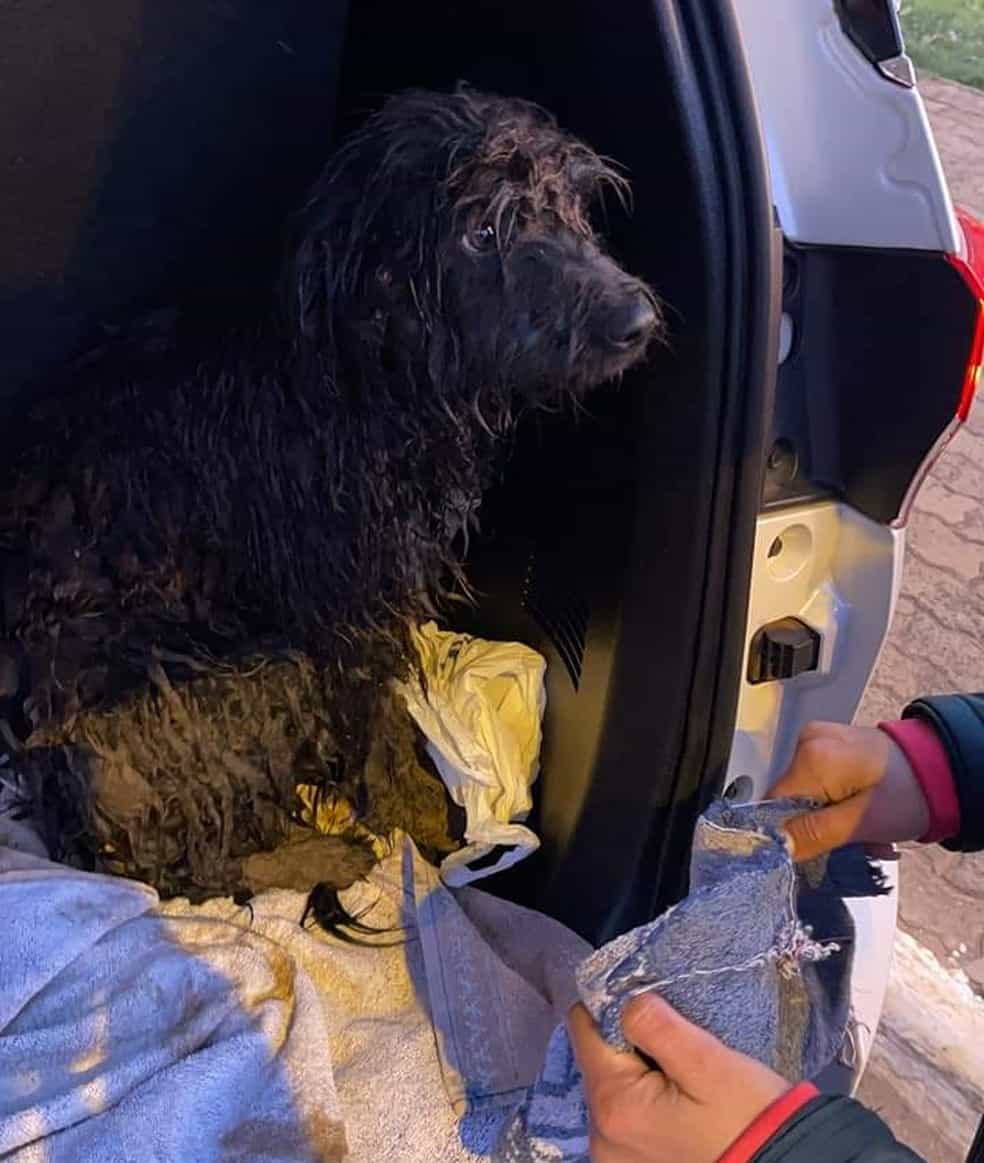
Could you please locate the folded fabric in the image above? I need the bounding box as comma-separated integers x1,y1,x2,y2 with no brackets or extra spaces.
398,621,546,886
495,799,887,1162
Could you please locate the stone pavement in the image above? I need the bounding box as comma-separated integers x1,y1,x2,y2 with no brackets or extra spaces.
859,931,984,1162
853,72,984,1163
918,75,984,219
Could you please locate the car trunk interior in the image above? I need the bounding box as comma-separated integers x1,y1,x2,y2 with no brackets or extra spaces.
0,1,778,943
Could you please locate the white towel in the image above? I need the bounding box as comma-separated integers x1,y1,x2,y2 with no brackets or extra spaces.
0,830,588,1162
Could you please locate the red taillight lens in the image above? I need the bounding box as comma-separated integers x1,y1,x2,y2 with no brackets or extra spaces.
946,208,984,422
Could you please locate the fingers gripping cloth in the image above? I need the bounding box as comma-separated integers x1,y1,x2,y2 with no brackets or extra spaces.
495,799,888,1162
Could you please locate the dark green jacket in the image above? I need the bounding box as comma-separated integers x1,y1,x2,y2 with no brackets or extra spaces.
756,1096,922,1163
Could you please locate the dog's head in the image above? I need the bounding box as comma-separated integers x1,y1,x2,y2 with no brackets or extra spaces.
286,87,662,416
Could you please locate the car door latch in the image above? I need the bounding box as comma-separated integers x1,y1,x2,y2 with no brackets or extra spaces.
747,617,821,684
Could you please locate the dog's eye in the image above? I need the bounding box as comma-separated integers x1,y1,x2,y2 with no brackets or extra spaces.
466,222,497,254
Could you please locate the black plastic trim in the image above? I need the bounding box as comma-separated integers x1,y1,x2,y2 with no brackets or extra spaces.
768,242,979,525
834,0,905,66
630,0,780,923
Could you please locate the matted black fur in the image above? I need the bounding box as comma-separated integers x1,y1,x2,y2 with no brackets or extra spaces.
0,87,661,915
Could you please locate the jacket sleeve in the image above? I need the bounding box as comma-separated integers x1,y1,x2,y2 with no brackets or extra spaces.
879,717,960,843
904,693,984,853
752,1096,923,1163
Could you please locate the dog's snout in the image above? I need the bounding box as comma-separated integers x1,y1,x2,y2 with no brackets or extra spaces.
606,292,658,350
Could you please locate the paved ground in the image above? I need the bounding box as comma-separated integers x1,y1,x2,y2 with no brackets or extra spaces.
853,73,984,1163
857,71,984,993
919,75,984,218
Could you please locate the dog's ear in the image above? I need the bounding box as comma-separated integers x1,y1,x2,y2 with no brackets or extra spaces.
289,232,332,342
282,163,363,344
283,159,375,344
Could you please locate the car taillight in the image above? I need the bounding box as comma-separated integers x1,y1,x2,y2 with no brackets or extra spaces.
895,209,984,526
947,208,984,422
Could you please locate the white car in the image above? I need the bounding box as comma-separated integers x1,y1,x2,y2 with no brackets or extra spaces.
2,0,982,1096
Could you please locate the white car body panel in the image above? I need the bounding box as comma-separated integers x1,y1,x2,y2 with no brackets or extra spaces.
726,0,963,1085
732,0,961,255
725,502,904,1081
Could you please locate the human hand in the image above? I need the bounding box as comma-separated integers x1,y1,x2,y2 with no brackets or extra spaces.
768,721,930,861
568,993,789,1163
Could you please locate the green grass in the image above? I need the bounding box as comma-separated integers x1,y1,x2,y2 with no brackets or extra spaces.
901,0,984,89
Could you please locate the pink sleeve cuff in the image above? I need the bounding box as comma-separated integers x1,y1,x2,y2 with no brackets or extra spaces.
878,718,961,843
716,1083,819,1163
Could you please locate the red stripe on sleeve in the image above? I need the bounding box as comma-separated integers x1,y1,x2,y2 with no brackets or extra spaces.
716,1083,819,1163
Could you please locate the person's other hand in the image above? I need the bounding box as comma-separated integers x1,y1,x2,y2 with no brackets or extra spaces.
768,721,930,861
568,993,789,1163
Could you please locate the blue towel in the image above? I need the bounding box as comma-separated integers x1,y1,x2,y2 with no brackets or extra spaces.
495,799,888,1162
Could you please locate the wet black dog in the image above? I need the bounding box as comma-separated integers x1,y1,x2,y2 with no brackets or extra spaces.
0,88,660,910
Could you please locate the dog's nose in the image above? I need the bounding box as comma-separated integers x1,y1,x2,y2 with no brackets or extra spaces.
607,294,657,349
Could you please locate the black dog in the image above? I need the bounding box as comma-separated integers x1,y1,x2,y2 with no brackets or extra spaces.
0,88,660,908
